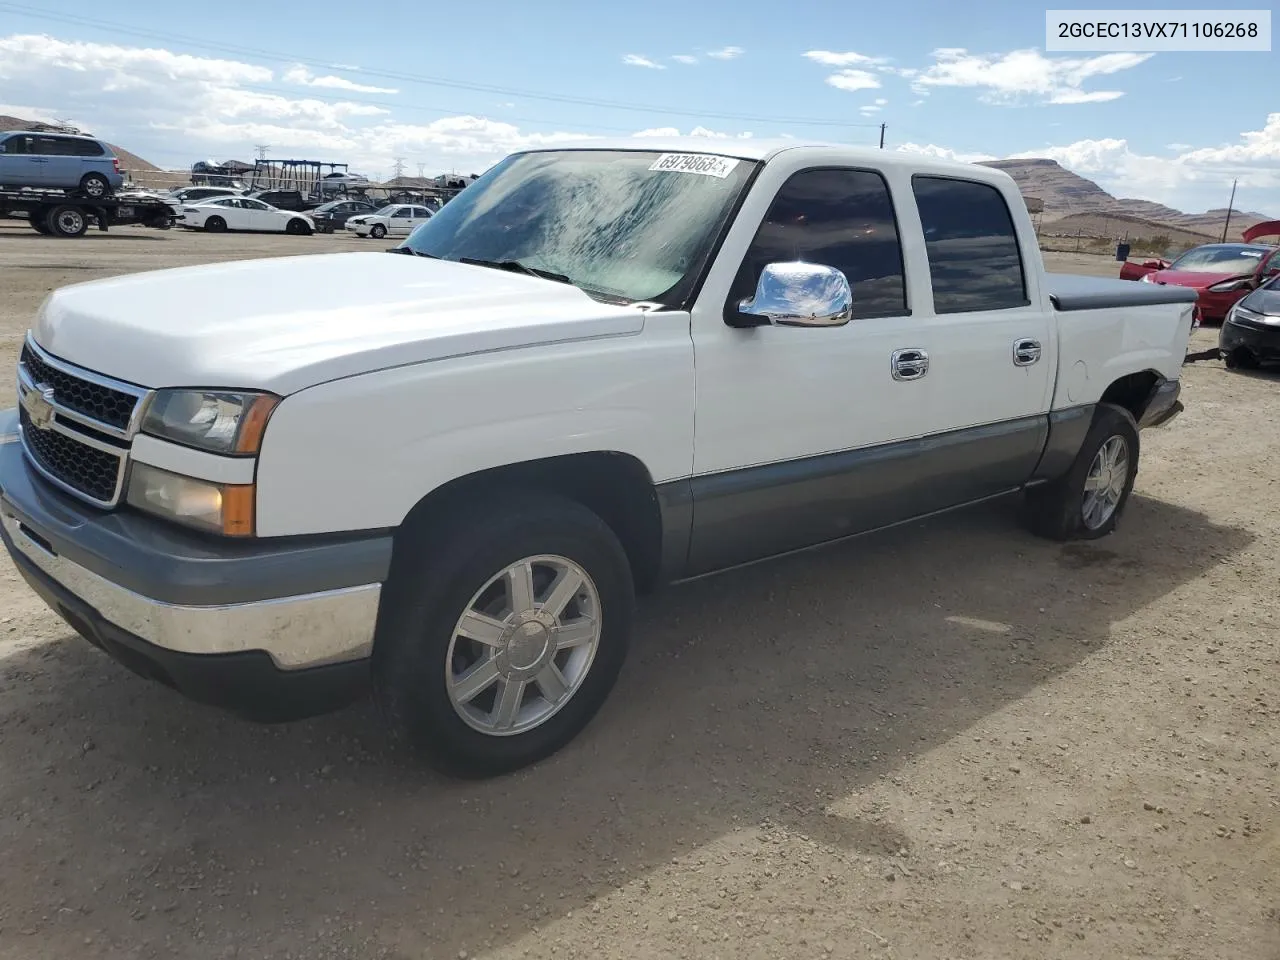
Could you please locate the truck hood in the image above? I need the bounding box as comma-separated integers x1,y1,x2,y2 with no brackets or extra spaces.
33,252,645,394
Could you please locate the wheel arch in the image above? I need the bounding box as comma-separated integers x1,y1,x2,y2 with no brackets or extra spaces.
394,451,674,595
1098,369,1163,422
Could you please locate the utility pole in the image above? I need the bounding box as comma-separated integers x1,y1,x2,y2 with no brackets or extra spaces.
1220,178,1238,242
417,162,426,180
879,123,886,149
254,144,270,160
392,157,406,180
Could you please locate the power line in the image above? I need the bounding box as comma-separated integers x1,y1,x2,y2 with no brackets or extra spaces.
0,2,883,129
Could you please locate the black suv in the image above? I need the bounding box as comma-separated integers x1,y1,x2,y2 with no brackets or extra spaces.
308,198,381,233
247,189,310,211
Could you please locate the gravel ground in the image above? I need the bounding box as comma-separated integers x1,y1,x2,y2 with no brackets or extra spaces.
0,225,1276,960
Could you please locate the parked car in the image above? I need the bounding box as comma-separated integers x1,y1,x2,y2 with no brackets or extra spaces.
1220,273,1280,369
169,186,243,204
1119,242,1280,323
0,130,124,198
308,198,381,233
1,139,1195,778
246,189,311,211
179,196,314,234
316,171,371,194
345,202,433,238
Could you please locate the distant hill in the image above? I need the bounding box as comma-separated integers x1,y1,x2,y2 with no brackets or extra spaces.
980,157,1273,242
0,115,159,174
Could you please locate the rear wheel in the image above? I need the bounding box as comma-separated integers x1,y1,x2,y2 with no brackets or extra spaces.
45,204,89,238
369,223,386,239
203,215,227,233
285,217,311,235
79,173,111,199
373,491,635,778
1023,403,1140,541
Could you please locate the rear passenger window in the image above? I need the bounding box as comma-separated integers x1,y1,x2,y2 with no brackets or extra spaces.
731,167,907,318
72,139,105,157
912,176,1028,314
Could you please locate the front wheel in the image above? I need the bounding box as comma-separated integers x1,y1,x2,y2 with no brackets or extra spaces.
285,217,311,235
369,223,386,239
373,491,635,778
1022,403,1140,541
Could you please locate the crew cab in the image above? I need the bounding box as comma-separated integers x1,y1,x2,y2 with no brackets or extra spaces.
0,139,1196,778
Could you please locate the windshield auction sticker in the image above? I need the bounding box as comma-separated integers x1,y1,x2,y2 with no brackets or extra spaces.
648,153,742,178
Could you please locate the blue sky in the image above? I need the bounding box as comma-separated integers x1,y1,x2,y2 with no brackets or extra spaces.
0,0,1275,214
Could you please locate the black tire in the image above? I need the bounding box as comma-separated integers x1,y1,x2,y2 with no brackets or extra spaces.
204,215,227,233
286,217,311,235
372,490,635,778
30,213,52,235
1022,402,1140,541
44,204,89,238
79,173,112,199
1223,347,1258,370
369,223,386,239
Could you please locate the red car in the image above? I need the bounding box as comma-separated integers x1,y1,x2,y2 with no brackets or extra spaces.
1120,240,1280,324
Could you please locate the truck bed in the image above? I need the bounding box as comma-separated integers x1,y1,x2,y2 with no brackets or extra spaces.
1046,272,1199,312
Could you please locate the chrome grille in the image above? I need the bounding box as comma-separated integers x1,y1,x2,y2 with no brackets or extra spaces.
16,336,149,508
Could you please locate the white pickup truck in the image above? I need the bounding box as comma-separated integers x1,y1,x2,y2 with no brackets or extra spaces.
1,138,1195,777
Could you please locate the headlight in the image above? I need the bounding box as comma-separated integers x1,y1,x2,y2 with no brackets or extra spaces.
141,390,279,455
126,462,254,536
1207,278,1252,292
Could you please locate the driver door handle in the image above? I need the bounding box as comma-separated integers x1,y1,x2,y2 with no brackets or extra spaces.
1013,338,1042,366
891,348,929,381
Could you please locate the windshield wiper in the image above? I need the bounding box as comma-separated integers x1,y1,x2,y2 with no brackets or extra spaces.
458,257,573,285
387,246,438,257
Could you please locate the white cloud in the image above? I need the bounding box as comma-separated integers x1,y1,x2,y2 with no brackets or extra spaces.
1166,142,1192,151
860,105,881,115
910,47,1151,105
0,33,271,87
911,99,925,106
671,54,698,64
622,53,665,69
826,69,881,92
633,125,753,139
706,46,744,60
874,98,888,106
802,50,888,67
895,142,998,164
282,65,398,95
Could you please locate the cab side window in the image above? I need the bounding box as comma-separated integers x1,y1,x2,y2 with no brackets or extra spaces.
730,168,907,319
912,176,1029,314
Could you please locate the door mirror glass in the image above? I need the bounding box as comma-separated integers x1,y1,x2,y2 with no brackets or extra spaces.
737,262,853,327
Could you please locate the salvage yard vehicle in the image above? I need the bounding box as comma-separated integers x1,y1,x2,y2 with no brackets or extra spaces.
1220,273,1280,369
179,196,315,235
0,186,179,237
0,139,1196,778
0,130,124,199
346,202,433,238
1119,241,1280,323
309,198,381,234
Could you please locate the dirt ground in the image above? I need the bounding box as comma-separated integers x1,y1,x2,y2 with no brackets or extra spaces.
0,224,1276,960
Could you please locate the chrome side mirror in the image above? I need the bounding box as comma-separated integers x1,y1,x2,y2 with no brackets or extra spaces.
737,262,853,327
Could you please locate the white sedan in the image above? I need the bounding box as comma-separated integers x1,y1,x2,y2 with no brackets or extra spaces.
345,203,433,239
180,196,315,235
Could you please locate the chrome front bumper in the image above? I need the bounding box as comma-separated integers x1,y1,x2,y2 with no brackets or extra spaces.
1,508,381,668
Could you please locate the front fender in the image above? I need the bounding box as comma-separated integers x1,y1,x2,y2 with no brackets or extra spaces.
254,328,694,537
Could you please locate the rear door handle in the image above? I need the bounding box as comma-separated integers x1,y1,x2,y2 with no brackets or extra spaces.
1013,338,1042,366
891,347,929,381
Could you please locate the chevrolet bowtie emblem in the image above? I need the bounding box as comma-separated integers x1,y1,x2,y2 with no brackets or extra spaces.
21,384,56,431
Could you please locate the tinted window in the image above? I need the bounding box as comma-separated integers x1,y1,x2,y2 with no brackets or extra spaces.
731,167,907,319
67,138,105,157
34,136,67,155
912,176,1028,314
